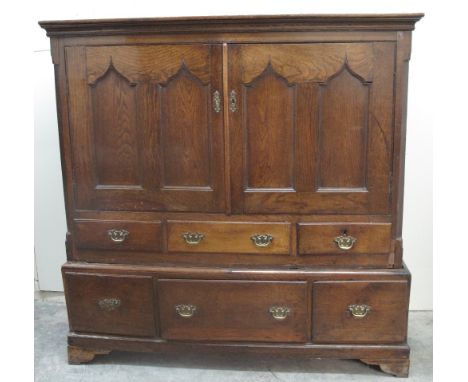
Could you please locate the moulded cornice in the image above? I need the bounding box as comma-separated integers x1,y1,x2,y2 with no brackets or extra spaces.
39,14,424,37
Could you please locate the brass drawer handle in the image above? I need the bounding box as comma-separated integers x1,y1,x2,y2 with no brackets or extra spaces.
334,234,357,250
175,304,197,318
269,306,290,320
107,229,129,243
251,234,273,247
348,304,371,318
213,90,221,113
182,232,204,245
98,298,121,311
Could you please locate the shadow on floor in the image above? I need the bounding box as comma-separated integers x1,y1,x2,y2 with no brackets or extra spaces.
35,295,432,382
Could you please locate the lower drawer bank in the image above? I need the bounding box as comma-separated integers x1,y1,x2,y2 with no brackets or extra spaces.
63,263,411,377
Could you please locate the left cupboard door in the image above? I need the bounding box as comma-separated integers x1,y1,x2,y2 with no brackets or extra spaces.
65,45,224,212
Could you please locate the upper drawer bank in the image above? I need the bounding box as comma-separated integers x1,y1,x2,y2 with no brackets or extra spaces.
71,217,394,268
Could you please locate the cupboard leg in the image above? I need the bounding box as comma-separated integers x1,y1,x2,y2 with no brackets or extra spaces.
68,345,111,364
360,358,410,378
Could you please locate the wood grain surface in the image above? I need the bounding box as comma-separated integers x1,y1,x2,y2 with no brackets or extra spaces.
158,279,308,342
40,14,423,376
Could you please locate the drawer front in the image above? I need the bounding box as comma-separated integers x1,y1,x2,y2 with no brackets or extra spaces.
312,280,409,343
158,280,308,342
167,221,291,254
64,272,156,337
298,223,391,255
74,219,162,252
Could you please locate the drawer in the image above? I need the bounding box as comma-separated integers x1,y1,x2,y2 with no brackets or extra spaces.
74,219,162,252
312,280,409,343
63,272,156,337
298,223,391,255
158,280,308,342
167,221,291,254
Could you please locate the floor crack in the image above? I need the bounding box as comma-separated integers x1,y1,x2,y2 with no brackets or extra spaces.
267,366,285,381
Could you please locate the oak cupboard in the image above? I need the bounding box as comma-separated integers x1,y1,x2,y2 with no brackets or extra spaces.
39,13,423,377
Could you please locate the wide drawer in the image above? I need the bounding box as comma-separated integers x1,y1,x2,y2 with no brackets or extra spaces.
298,223,391,255
312,280,409,343
74,219,162,252
63,272,156,337
157,280,308,342
167,221,291,254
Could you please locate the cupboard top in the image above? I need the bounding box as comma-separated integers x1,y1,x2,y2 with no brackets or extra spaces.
39,14,423,37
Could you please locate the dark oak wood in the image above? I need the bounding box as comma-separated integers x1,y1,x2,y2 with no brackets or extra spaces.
74,219,162,252
167,220,291,255
71,212,395,267
158,280,308,342
60,264,412,375
68,345,111,364
312,280,409,343
298,222,392,255
64,272,157,337
62,261,412,280
392,31,413,268
39,14,423,377
229,42,394,214
39,14,423,37
65,44,224,212
361,358,410,378
68,332,409,367
73,249,393,268
318,64,369,189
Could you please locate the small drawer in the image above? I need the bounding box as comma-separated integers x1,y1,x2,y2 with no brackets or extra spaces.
312,280,409,343
167,221,291,254
74,219,162,252
158,280,308,342
298,223,391,255
63,272,156,337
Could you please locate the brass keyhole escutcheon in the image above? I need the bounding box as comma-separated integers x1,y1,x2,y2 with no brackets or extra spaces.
229,90,237,112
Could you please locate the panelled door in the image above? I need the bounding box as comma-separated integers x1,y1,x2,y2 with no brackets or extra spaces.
228,43,395,214
65,44,224,212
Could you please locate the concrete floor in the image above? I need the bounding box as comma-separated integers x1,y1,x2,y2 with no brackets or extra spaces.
35,292,432,381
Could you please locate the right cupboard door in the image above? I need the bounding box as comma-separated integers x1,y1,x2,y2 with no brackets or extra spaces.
228,43,395,214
